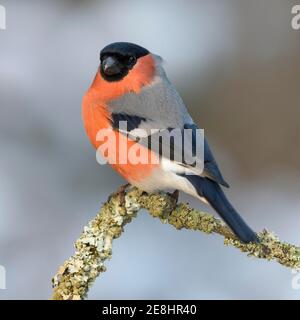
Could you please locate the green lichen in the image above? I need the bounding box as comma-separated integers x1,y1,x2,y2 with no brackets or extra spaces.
51,186,300,300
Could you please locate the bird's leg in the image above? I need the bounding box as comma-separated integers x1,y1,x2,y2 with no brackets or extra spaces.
117,183,130,206
170,189,179,202
170,189,179,211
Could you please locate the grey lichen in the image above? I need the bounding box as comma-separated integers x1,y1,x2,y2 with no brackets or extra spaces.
51,187,300,300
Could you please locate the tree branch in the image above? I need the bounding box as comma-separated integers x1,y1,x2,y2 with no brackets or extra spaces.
51,187,300,300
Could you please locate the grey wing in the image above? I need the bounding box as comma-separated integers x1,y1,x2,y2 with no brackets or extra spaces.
109,72,228,187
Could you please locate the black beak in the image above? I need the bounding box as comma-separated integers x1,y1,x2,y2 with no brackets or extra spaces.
102,56,121,76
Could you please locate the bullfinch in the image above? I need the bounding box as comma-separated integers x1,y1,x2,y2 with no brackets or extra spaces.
82,42,258,243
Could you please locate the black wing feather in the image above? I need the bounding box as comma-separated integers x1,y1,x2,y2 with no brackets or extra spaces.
111,114,229,188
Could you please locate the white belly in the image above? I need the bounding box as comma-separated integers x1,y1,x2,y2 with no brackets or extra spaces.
131,162,209,205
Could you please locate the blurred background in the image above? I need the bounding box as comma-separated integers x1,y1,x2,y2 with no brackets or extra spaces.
0,0,300,299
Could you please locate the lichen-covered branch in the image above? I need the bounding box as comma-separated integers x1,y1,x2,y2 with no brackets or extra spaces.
51,187,300,300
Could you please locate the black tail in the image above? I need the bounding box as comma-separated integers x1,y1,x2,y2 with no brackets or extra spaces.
185,175,258,243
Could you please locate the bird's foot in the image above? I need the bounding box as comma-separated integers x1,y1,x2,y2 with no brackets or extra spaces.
169,189,179,211
117,183,130,206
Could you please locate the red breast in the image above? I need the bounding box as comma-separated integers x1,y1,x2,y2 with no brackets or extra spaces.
82,54,159,182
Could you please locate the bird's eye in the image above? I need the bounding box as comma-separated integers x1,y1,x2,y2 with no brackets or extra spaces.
128,56,136,66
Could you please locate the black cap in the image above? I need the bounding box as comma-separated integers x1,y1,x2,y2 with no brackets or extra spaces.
100,42,149,60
